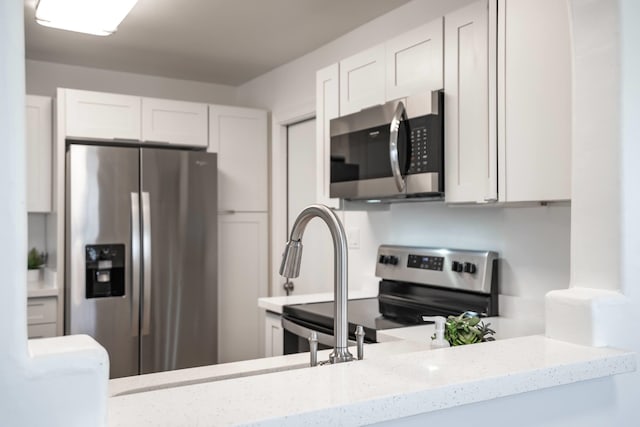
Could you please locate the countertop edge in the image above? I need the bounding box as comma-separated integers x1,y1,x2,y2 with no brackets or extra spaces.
107,336,637,426
252,350,636,427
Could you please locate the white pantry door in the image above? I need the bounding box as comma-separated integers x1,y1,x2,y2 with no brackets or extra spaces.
286,119,333,295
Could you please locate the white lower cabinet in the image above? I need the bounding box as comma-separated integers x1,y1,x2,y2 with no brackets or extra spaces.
27,296,57,339
218,212,268,364
264,311,284,358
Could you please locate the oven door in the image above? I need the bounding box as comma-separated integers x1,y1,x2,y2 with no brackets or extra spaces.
282,317,356,355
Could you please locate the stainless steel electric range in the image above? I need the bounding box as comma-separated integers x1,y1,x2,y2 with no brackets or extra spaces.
282,245,499,354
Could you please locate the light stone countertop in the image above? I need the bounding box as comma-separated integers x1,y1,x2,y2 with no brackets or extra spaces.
109,339,431,398
377,316,544,343
257,289,378,314
27,268,58,298
108,335,636,426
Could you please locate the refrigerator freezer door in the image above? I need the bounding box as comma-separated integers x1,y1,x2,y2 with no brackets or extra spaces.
140,149,218,374
66,144,141,379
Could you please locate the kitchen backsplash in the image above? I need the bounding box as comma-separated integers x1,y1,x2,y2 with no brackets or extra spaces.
342,202,570,320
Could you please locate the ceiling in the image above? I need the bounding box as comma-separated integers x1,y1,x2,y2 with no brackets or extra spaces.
24,0,411,86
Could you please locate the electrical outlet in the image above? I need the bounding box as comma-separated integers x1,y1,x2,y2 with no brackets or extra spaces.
347,228,360,249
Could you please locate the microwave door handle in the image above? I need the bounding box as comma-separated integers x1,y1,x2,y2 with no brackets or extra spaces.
389,101,407,193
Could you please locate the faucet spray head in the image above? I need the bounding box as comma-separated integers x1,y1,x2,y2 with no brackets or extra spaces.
279,240,303,278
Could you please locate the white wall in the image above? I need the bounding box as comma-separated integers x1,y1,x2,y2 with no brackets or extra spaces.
236,0,474,112
341,203,569,324
1,2,109,425
238,0,571,323
26,59,237,104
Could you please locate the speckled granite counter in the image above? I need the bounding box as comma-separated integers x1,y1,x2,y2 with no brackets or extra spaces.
107,336,635,426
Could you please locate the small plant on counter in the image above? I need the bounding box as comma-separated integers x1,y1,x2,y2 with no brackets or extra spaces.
27,247,46,270
433,312,495,346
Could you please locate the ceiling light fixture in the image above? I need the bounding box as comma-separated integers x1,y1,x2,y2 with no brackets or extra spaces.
35,0,138,36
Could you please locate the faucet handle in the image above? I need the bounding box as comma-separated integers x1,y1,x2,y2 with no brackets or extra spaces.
308,331,318,367
355,325,365,360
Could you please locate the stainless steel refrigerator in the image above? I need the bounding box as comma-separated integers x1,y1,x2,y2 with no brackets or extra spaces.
65,143,218,379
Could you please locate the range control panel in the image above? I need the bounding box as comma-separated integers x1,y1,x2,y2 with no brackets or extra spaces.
375,245,498,294
407,254,444,271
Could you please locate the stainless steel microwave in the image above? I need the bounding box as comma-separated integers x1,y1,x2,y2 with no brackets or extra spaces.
329,91,444,201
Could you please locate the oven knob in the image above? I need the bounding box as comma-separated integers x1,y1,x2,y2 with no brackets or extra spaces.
389,256,398,266
378,255,386,264
463,262,477,274
452,261,463,272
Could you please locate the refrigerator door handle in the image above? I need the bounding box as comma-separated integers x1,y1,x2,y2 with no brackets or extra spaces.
131,193,141,338
141,192,152,336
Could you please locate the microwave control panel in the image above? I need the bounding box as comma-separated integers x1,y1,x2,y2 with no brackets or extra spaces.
408,124,430,174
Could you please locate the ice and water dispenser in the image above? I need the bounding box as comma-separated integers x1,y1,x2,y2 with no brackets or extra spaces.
85,244,125,298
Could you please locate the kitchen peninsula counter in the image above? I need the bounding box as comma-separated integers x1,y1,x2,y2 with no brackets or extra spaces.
108,335,635,426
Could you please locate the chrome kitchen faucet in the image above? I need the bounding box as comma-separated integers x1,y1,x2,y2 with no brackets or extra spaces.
280,204,362,364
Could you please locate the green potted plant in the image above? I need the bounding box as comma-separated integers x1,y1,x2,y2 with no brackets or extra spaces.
27,247,46,282
432,312,496,346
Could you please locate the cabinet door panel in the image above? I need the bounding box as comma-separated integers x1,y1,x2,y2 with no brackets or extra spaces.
339,44,385,115
499,0,571,201
27,297,57,325
65,89,141,141
386,18,443,101
25,95,52,212
264,311,283,357
315,64,341,208
444,0,496,203
209,106,268,211
28,323,57,339
142,98,208,147
218,213,268,363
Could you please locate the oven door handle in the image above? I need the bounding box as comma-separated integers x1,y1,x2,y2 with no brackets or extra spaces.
389,101,407,193
282,318,356,348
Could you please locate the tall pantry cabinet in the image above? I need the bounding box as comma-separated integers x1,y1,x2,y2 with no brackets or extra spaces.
208,105,269,364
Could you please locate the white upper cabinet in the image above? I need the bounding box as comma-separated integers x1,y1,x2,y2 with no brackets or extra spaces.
141,98,208,147
444,0,498,204
497,0,571,202
339,44,385,115
64,89,209,148
209,105,268,212
65,89,141,141
25,95,52,213
385,18,444,101
315,63,340,209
